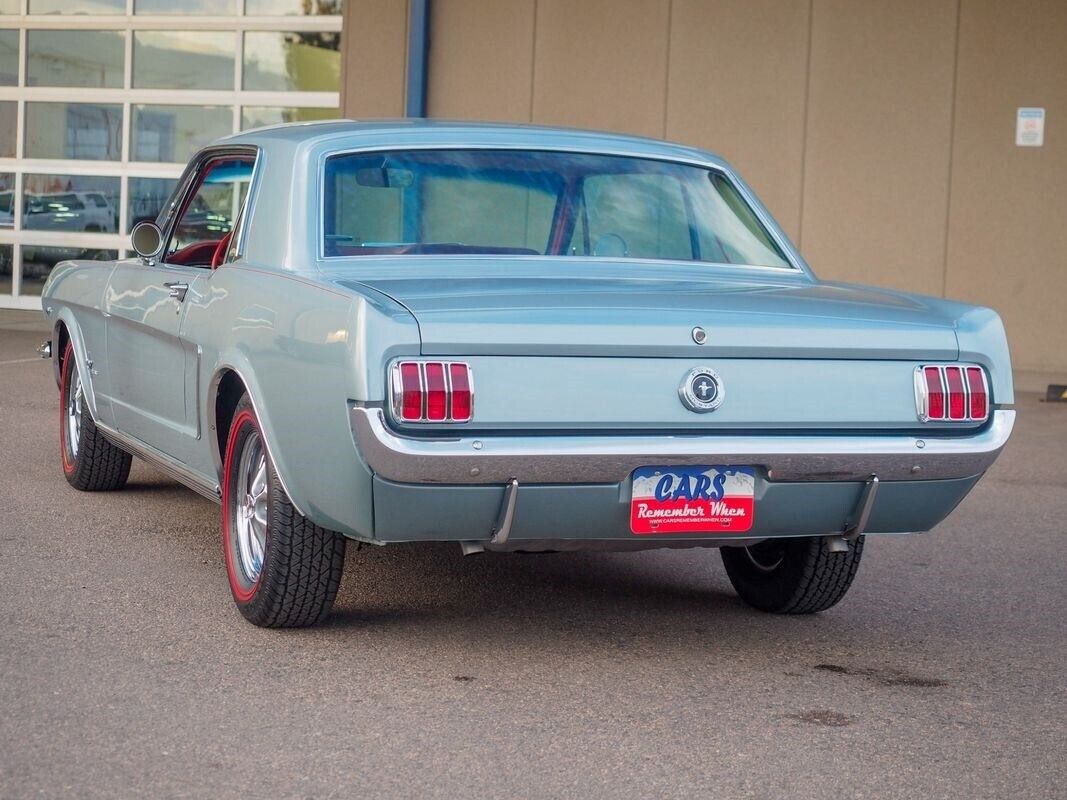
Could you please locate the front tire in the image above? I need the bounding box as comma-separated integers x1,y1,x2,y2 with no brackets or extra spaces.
720,535,864,614
221,395,346,627
59,341,132,491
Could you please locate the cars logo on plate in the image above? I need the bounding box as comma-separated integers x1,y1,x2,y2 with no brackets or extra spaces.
679,367,724,413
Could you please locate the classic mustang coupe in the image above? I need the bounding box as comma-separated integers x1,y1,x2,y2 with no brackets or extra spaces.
39,121,1014,627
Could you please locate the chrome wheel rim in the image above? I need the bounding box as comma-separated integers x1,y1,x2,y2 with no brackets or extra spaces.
66,370,83,459
234,431,268,584
744,540,785,573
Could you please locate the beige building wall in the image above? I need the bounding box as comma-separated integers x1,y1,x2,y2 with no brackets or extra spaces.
343,0,1067,376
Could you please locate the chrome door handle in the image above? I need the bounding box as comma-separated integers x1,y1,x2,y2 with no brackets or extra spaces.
164,281,189,302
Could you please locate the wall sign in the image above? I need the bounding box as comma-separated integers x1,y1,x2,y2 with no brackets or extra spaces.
1016,108,1045,147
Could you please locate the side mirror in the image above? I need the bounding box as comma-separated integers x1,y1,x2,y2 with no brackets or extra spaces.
131,220,163,265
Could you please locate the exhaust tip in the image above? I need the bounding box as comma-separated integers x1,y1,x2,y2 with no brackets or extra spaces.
37,340,52,359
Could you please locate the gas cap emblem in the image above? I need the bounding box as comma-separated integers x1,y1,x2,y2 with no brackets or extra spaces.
679,367,725,413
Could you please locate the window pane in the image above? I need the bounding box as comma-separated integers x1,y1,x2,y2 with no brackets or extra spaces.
29,0,125,12
245,0,341,14
0,245,11,296
21,247,118,295
243,31,339,92
136,0,234,12
25,103,123,161
0,173,13,229
0,0,18,13
0,102,15,157
132,104,232,163
27,30,125,89
0,29,17,86
133,31,235,90
240,105,337,130
128,177,180,232
23,174,121,234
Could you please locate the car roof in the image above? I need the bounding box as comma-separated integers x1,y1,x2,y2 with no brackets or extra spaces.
219,118,729,169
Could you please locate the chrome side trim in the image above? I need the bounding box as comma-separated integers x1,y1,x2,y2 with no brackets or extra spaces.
350,408,1015,485
96,421,221,504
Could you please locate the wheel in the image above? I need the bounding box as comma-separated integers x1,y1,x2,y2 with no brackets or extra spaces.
720,535,864,614
59,341,132,491
221,395,346,627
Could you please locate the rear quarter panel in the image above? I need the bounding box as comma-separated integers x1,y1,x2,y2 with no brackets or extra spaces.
180,264,420,539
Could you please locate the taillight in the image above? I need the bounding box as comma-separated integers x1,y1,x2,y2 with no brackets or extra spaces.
916,364,989,423
390,361,474,423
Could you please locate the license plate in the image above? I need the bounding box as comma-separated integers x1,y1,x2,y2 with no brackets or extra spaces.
630,466,755,534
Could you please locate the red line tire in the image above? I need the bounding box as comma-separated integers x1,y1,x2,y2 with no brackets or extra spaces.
59,341,132,492
720,535,864,614
221,394,346,627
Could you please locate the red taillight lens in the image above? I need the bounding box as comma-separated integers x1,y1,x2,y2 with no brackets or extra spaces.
923,366,945,420
945,367,966,419
917,364,988,423
391,361,473,423
424,362,447,421
966,366,987,420
399,361,422,421
449,363,472,422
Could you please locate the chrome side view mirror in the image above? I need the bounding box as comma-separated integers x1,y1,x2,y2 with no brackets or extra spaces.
131,221,164,265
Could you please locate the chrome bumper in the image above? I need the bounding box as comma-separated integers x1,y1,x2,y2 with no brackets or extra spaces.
349,407,1015,485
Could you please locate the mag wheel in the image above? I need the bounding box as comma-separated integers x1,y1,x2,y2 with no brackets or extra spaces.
222,395,346,627
59,341,132,491
720,535,864,614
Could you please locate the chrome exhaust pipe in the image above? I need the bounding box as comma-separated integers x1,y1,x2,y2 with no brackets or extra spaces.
38,339,51,359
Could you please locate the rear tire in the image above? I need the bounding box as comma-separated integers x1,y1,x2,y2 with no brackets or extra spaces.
221,395,346,627
720,535,864,614
59,341,132,491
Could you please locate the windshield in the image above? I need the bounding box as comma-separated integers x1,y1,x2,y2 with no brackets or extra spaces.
322,149,791,268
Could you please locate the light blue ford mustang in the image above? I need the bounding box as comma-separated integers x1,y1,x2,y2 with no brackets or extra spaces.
39,121,1014,627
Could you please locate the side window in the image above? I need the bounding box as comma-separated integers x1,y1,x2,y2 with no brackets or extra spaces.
164,156,254,266
571,173,693,260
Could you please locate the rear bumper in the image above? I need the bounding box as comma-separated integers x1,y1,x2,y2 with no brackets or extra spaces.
349,407,1014,485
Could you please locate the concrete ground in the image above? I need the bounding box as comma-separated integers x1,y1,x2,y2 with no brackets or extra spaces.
0,309,1064,799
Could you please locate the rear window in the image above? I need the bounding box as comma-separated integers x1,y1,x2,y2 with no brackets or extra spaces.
322,149,791,268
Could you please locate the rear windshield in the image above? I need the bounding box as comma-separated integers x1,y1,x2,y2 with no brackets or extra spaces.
322,149,791,268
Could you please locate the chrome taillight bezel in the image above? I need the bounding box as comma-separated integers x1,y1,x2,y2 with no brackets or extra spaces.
389,360,474,424
914,364,989,423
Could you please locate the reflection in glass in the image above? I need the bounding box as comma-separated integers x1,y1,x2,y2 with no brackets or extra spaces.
29,0,125,12
27,29,125,88
0,29,17,86
135,0,233,13
0,102,15,158
0,0,18,13
241,106,337,130
169,158,254,255
20,247,118,295
0,172,13,229
0,245,11,296
243,31,339,92
22,174,121,234
128,177,179,232
133,31,235,90
132,105,232,163
244,0,341,14
25,103,123,161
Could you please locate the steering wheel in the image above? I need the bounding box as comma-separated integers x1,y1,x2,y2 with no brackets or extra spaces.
211,232,232,269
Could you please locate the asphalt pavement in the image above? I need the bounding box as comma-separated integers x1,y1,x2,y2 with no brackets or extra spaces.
0,309,1064,799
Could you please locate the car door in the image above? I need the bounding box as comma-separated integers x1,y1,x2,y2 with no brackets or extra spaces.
104,148,256,465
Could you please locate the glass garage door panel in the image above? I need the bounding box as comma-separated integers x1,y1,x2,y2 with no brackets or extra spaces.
25,103,123,161
27,30,125,89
